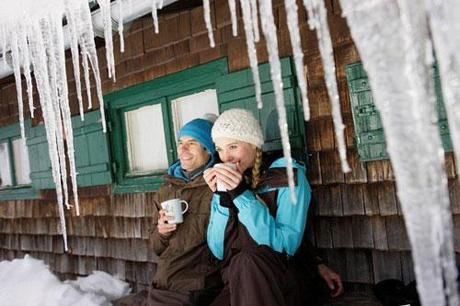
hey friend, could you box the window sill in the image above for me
[0,186,40,200]
[112,174,166,194]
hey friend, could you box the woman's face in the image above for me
[215,137,258,173]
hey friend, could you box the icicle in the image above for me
[118,0,125,53]
[97,0,116,81]
[203,0,216,47]
[240,0,262,109]
[65,0,85,120]
[18,27,35,119]
[303,0,350,172]
[228,0,238,36]
[51,8,80,216]
[258,0,296,202]
[81,48,93,110]
[249,0,260,42]
[78,0,107,132]
[340,0,459,305]
[41,16,71,211]
[151,0,159,34]
[283,0,309,116]
[28,20,68,252]
[425,0,460,192]
[9,31,26,140]
[1,27,7,65]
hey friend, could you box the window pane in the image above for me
[125,104,169,175]
[12,138,31,185]
[0,142,12,187]
[171,89,219,142]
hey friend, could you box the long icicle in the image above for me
[52,7,81,216]
[203,0,216,47]
[228,0,238,36]
[303,0,350,172]
[9,30,26,140]
[28,19,68,251]
[18,26,35,119]
[425,0,460,190]
[284,0,310,118]
[65,0,85,120]
[151,0,160,34]
[240,0,263,109]
[258,0,296,202]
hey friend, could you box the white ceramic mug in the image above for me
[214,163,237,192]
[160,199,189,224]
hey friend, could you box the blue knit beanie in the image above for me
[179,119,215,155]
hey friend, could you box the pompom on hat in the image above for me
[212,109,264,148]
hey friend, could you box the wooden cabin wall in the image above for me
[0,0,458,291]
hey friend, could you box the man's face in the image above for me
[177,136,210,172]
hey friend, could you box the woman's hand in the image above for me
[203,168,218,192]
[214,164,243,191]
[157,209,177,236]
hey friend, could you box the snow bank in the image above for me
[0,255,131,306]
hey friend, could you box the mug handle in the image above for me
[180,200,189,214]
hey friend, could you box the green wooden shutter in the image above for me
[28,123,54,189]
[72,110,112,187]
[345,62,452,161]
[28,110,112,189]
[216,57,306,159]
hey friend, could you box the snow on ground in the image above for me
[0,255,131,306]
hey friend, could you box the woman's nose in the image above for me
[220,151,231,162]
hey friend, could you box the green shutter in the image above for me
[28,110,112,189]
[216,57,306,160]
[345,62,452,161]
[72,110,112,187]
[28,123,54,189]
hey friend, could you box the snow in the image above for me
[0,255,130,306]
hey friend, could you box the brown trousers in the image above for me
[210,246,300,306]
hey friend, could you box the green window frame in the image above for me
[0,120,39,200]
[105,58,228,194]
[346,61,452,161]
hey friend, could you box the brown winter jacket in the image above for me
[149,173,215,294]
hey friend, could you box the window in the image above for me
[106,59,227,193]
[0,121,38,200]
[0,135,31,188]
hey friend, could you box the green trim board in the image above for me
[346,61,452,161]
[106,58,229,194]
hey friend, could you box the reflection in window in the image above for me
[0,142,12,187]
[171,89,219,142]
[125,104,169,175]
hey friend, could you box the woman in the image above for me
[203,108,313,306]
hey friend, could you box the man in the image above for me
[115,118,221,306]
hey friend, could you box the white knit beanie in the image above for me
[212,109,264,148]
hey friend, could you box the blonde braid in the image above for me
[251,148,263,189]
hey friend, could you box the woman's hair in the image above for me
[250,148,263,189]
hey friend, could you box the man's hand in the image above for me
[318,264,344,298]
[157,209,177,236]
